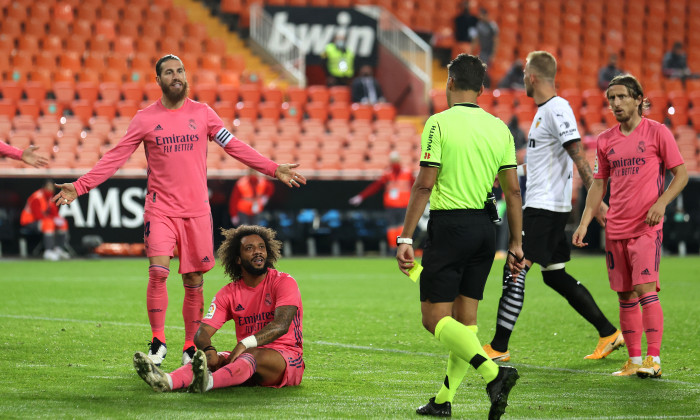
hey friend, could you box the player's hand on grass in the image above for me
[53,183,77,206]
[275,164,306,188]
[396,243,415,276]
[595,202,608,227]
[645,201,665,226]
[572,225,588,248]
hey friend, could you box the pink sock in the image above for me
[182,280,204,345]
[147,265,170,338]
[619,298,643,358]
[639,292,664,357]
[168,364,193,390]
[212,353,256,389]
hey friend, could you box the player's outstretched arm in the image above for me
[275,164,307,188]
[227,305,298,363]
[573,178,607,247]
[21,145,49,168]
[53,183,78,206]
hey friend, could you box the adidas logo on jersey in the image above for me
[608,148,616,155]
[201,256,210,263]
[155,124,163,131]
[641,268,651,275]
[235,304,245,311]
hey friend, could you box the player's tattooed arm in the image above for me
[565,141,595,189]
[252,305,298,346]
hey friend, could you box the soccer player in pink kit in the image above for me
[132,225,304,392]
[573,74,688,378]
[52,55,306,366]
[0,141,48,168]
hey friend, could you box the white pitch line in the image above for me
[4,314,700,389]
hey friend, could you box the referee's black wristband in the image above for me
[202,345,217,353]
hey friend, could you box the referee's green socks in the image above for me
[434,316,499,392]
[434,325,476,404]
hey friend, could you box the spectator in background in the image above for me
[662,41,699,81]
[454,1,478,43]
[598,53,624,90]
[351,65,385,104]
[229,169,275,227]
[349,151,414,253]
[0,141,48,168]
[20,180,71,261]
[321,34,355,87]
[474,8,499,66]
[497,59,525,90]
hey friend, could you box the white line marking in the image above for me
[4,314,700,390]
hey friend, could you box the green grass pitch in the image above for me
[1,254,699,419]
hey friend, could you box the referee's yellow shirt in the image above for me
[420,103,517,210]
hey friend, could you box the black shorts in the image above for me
[420,209,496,302]
[522,207,571,266]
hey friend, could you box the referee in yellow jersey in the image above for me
[396,54,525,420]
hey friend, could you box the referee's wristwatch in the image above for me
[396,236,413,246]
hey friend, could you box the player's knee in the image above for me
[148,265,169,282]
[541,265,566,288]
[182,272,203,287]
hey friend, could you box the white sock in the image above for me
[166,373,173,390]
[206,372,213,391]
[652,356,661,364]
[631,356,643,365]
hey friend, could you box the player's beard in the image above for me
[240,258,268,277]
[160,79,189,103]
[525,81,534,98]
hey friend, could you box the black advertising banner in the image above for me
[263,6,378,68]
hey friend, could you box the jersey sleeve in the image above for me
[273,274,302,309]
[420,115,441,168]
[0,141,22,160]
[202,286,233,330]
[657,124,685,169]
[498,130,517,172]
[549,104,581,146]
[594,134,610,179]
[206,104,225,138]
[215,127,279,178]
[73,115,147,196]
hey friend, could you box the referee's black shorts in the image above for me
[420,209,496,303]
[522,207,571,267]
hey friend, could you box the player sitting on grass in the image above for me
[133,225,304,392]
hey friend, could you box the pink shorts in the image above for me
[605,230,662,293]
[143,210,215,274]
[219,347,304,388]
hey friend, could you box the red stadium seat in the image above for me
[373,103,396,121]
[307,85,330,104]
[328,102,351,121]
[305,101,329,122]
[351,103,373,121]
[286,86,307,104]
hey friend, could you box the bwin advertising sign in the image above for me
[264,7,378,66]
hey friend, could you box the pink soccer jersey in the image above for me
[594,118,684,239]
[0,141,22,160]
[203,268,303,352]
[73,98,278,217]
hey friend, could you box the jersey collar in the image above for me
[453,102,480,108]
[536,96,557,107]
